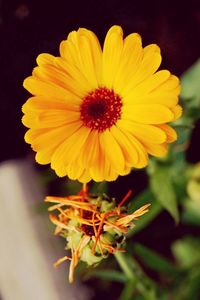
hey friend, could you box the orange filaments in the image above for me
[80,87,122,132]
[45,186,150,283]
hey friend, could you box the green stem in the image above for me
[114,252,135,280]
[115,252,157,300]
[115,252,137,300]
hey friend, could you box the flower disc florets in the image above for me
[45,186,150,283]
[80,87,122,131]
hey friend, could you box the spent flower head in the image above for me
[22,25,182,183]
[45,185,150,283]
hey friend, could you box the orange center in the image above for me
[80,87,122,132]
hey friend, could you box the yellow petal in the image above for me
[121,130,149,168]
[60,34,79,65]
[76,35,99,88]
[171,105,183,121]
[55,57,92,95]
[160,74,180,92]
[126,94,179,108]
[157,124,177,143]
[123,72,179,108]
[60,28,102,89]
[23,77,81,105]
[110,125,139,166]
[100,129,125,172]
[25,121,82,151]
[132,70,171,94]
[113,33,143,93]
[78,169,91,183]
[23,110,80,129]
[51,126,91,177]
[118,165,131,177]
[102,156,116,181]
[115,123,149,168]
[36,53,55,65]
[102,25,123,88]
[22,113,39,129]
[77,28,102,83]
[36,50,92,98]
[90,134,120,182]
[35,147,57,164]
[24,128,47,144]
[22,96,79,113]
[117,120,167,144]
[78,130,100,168]
[122,104,174,124]
[66,163,85,180]
[140,44,161,76]
[144,142,168,157]
[105,167,119,182]
[123,44,161,95]
[89,166,104,182]
[33,65,86,98]
[77,28,102,86]
[98,159,111,182]
[89,147,109,182]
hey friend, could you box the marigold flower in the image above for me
[22,25,182,182]
[45,185,150,283]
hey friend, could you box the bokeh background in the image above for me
[1,0,200,299]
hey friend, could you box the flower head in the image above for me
[22,25,182,182]
[45,185,150,283]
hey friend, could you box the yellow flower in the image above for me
[45,185,150,283]
[22,25,182,182]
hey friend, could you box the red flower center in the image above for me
[80,87,122,132]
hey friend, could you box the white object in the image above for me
[0,159,92,300]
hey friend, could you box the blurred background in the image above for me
[0,0,200,299]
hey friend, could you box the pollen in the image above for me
[80,87,122,132]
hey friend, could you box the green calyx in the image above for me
[62,194,126,267]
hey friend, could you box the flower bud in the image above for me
[45,186,150,283]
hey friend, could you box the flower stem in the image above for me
[114,252,135,280]
[115,252,157,300]
[82,183,87,193]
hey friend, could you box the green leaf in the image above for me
[115,252,158,300]
[119,279,137,300]
[181,59,200,101]
[186,269,200,300]
[172,237,200,268]
[180,59,200,125]
[149,165,179,222]
[127,189,162,237]
[89,269,127,283]
[182,197,200,226]
[173,267,200,300]
[134,243,180,275]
